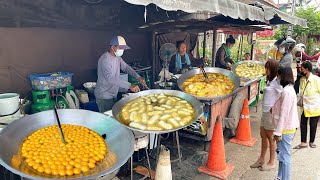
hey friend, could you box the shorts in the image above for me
[260,112,274,130]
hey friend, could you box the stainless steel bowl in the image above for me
[112,89,204,134]
[0,109,134,180]
[231,60,265,78]
[83,82,96,94]
[177,67,240,101]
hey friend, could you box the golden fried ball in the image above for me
[17,124,109,177]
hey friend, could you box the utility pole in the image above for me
[287,0,296,37]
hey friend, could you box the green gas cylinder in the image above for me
[31,100,55,114]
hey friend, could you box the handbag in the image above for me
[297,81,309,107]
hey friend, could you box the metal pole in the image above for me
[287,0,296,37]
[203,31,207,58]
[151,32,157,83]
[212,30,217,67]
[240,33,244,60]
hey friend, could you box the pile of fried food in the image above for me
[17,125,108,177]
[234,62,265,79]
[119,94,195,131]
[183,73,234,97]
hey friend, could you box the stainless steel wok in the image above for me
[177,67,240,101]
[231,60,265,78]
[112,89,204,134]
[0,109,134,180]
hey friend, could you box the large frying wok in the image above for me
[231,60,265,79]
[0,109,134,180]
[112,89,204,134]
[177,67,240,101]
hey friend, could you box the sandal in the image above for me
[293,145,308,149]
[259,164,275,171]
[250,160,264,168]
[309,143,317,148]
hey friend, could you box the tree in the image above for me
[274,7,320,53]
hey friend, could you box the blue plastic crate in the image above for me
[29,72,73,90]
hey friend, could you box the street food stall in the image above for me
[0,0,308,179]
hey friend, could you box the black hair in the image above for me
[278,66,294,87]
[176,41,186,48]
[301,61,313,72]
[245,53,250,56]
[274,38,285,46]
[226,35,235,44]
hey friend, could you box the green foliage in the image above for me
[306,38,320,54]
[274,7,320,38]
[230,37,252,62]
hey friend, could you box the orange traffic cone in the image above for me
[229,99,257,147]
[198,116,234,179]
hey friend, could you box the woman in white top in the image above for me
[251,59,283,171]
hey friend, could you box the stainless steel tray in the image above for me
[112,89,204,134]
[0,109,134,180]
[231,60,265,80]
[177,67,240,101]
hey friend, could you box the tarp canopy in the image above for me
[125,0,308,28]
[125,0,267,23]
[217,29,274,37]
[262,5,308,28]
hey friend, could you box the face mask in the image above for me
[115,49,124,57]
[279,47,286,54]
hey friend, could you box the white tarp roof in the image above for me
[125,0,267,23]
[125,0,308,27]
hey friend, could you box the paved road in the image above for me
[191,105,320,180]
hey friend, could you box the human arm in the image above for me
[169,55,177,74]
[101,58,132,90]
[119,59,145,89]
[120,59,140,79]
[299,78,306,96]
[273,91,294,136]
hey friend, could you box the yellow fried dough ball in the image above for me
[16,124,110,177]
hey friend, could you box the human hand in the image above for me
[129,84,140,93]
[137,77,147,87]
[273,135,282,143]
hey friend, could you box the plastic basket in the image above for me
[29,72,73,90]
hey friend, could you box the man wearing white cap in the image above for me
[94,36,146,112]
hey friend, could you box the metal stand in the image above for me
[153,131,182,165]
[131,133,153,180]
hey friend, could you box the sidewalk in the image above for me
[123,103,320,180]
[178,104,320,180]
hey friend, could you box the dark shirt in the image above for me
[169,53,204,74]
[215,46,231,69]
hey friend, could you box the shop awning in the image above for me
[262,5,308,28]
[124,0,267,23]
[217,29,274,37]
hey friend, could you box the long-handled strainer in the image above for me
[54,108,67,144]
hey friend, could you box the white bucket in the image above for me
[0,93,20,116]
